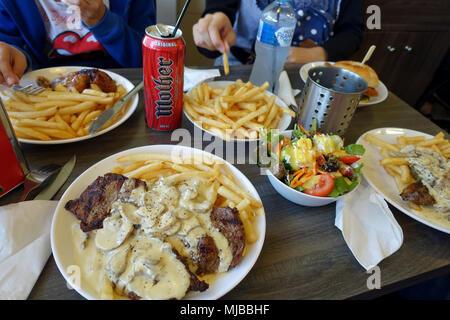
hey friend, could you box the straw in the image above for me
[171,0,192,37]
[361,45,376,65]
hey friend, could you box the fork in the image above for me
[11,84,46,95]
[19,163,61,201]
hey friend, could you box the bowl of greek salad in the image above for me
[259,124,365,206]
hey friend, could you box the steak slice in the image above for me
[195,235,220,275]
[65,173,130,232]
[172,249,209,294]
[210,207,246,269]
[400,181,436,206]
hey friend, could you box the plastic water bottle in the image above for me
[249,0,296,93]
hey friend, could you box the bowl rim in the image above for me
[264,129,361,201]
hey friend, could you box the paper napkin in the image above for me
[335,179,404,270]
[184,67,221,92]
[277,70,301,108]
[0,200,57,300]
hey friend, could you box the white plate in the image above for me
[299,61,388,106]
[51,144,266,300]
[184,80,292,142]
[16,66,138,144]
[356,128,450,233]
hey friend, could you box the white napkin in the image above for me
[184,67,221,92]
[335,179,404,270]
[0,200,57,300]
[277,70,301,107]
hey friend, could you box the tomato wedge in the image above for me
[338,155,361,164]
[274,137,291,158]
[304,173,335,197]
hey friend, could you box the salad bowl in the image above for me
[263,129,365,207]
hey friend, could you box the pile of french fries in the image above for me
[110,152,264,244]
[364,131,449,210]
[183,80,295,141]
[1,82,128,141]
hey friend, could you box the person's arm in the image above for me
[322,0,364,61]
[195,0,240,59]
[85,0,156,68]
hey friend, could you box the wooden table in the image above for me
[3,65,449,300]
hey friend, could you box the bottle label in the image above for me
[257,20,294,47]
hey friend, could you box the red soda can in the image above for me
[143,25,185,131]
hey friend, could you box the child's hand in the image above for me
[0,42,27,86]
[63,0,107,27]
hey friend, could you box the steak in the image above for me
[210,207,246,269]
[195,235,220,275]
[400,181,436,206]
[65,173,138,232]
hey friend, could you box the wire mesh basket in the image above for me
[297,66,368,135]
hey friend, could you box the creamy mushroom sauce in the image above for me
[72,176,233,300]
[399,145,450,214]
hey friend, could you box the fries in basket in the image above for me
[1,79,129,141]
[184,80,295,141]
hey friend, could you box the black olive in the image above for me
[322,159,339,172]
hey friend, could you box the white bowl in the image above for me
[265,130,360,207]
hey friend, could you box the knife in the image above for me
[88,80,144,134]
[34,155,76,200]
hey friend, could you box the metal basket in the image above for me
[297,66,368,135]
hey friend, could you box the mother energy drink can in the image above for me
[143,24,185,131]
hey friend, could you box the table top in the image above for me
[3,65,449,300]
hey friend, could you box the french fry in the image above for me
[380,157,409,166]
[416,136,444,147]
[364,133,400,152]
[199,116,230,129]
[117,153,184,164]
[35,127,75,139]
[217,186,242,204]
[13,126,51,141]
[45,92,114,104]
[234,105,268,128]
[222,52,230,75]
[7,107,58,119]
[240,210,258,243]
[17,119,66,130]
[82,88,109,97]
[124,162,163,178]
[404,136,426,144]
[58,101,96,115]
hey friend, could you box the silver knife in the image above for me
[34,155,76,200]
[88,80,144,134]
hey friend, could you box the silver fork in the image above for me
[11,84,46,95]
[19,163,61,201]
